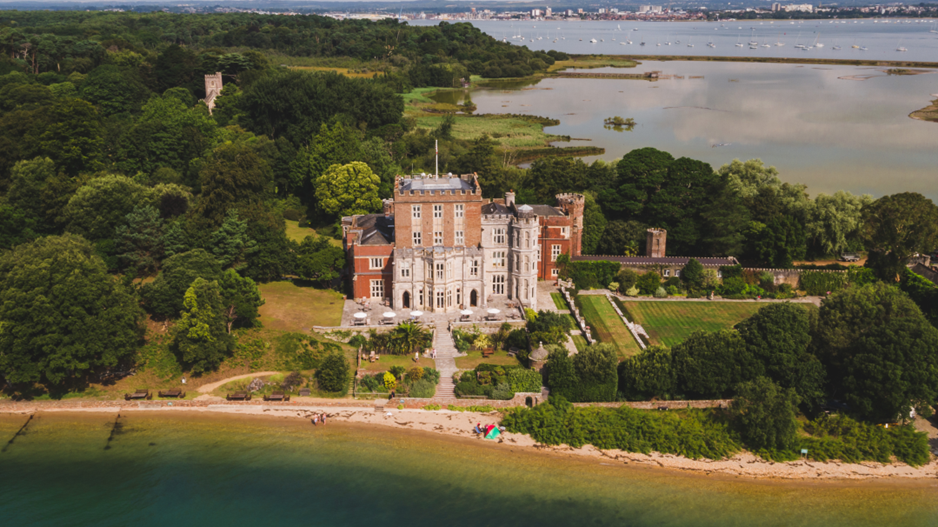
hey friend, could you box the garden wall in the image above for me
[391,392,546,409]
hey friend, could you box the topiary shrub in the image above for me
[625,285,639,297]
[654,286,668,298]
[383,371,397,391]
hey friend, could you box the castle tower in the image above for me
[646,228,666,258]
[556,193,585,257]
[511,204,540,310]
[203,72,223,114]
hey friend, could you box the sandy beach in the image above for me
[5,403,936,482]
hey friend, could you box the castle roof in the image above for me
[399,176,475,192]
[572,256,738,266]
[352,214,394,245]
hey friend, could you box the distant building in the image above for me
[203,72,222,114]
[531,8,542,17]
[771,2,781,11]
[343,174,585,311]
[782,3,814,13]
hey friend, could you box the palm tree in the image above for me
[387,322,431,355]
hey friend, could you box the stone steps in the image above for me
[433,327,459,398]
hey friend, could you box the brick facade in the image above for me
[343,174,585,311]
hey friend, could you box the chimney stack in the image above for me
[505,190,516,208]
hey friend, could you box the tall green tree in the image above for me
[617,345,675,400]
[0,235,143,386]
[861,193,938,282]
[315,349,351,393]
[672,329,762,399]
[735,303,824,408]
[804,191,872,258]
[79,64,149,116]
[580,192,606,255]
[295,235,345,285]
[142,249,223,318]
[813,282,938,421]
[209,209,257,270]
[193,142,273,227]
[732,377,800,451]
[314,161,382,219]
[114,205,165,276]
[171,277,233,374]
[217,269,264,333]
[288,122,361,197]
[64,174,153,241]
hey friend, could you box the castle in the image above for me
[342,173,584,313]
[203,72,222,114]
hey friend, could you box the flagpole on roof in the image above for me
[435,140,439,178]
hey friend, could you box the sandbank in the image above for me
[4,403,935,482]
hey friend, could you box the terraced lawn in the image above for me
[616,300,765,348]
[577,295,642,360]
[550,292,567,310]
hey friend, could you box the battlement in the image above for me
[203,72,223,114]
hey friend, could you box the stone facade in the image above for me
[343,174,585,312]
[203,72,222,114]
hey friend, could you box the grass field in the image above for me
[572,334,589,352]
[577,296,642,359]
[284,221,342,246]
[617,300,765,348]
[289,66,377,78]
[257,281,345,331]
[550,292,567,310]
[410,112,560,149]
[455,350,522,370]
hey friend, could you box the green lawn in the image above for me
[284,221,342,246]
[455,350,523,370]
[577,296,642,360]
[257,281,345,331]
[572,334,589,352]
[550,292,567,310]
[617,300,766,348]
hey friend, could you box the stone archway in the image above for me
[470,289,478,307]
[402,291,410,309]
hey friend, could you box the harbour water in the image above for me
[410,19,938,63]
[433,61,938,199]
[1,412,936,526]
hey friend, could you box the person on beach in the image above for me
[312,415,319,426]
[321,413,327,425]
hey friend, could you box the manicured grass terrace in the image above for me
[617,300,764,348]
[550,292,567,310]
[577,295,642,359]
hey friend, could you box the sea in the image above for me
[1,412,936,526]
[410,18,938,63]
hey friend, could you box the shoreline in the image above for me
[5,404,935,483]
[563,54,938,70]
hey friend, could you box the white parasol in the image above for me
[487,308,500,314]
[353,312,367,319]
[383,312,396,318]
[460,309,473,315]
[410,311,424,317]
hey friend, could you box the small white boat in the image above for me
[590,38,597,43]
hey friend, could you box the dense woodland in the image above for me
[0,10,937,430]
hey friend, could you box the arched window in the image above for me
[525,231,531,248]
[402,291,411,309]
[524,255,530,272]
[470,289,478,307]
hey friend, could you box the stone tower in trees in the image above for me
[646,228,667,258]
[203,72,223,114]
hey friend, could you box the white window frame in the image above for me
[369,258,383,269]
[455,230,464,245]
[446,261,453,279]
[434,231,443,246]
[433,204,443,219]
[370,279,384,298]
[435,263,445,280]
[675,270,681,277]
[494,228,506,245]
[561,227,569,238]
[492,274,506,295]
[455,204,464,218]
[551,244,562,262]
[413,231,422,246]
[401,264,410,278]
[412,205,421,219]
[551,268,559,277]
[663,269,671,278]
[470,260,479,277]
[493,251,506,268]
[436,290,445,308]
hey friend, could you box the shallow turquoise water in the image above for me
[1,412,936,526]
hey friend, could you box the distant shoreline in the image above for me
[565,54,938,70]
[4,404,935,482]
